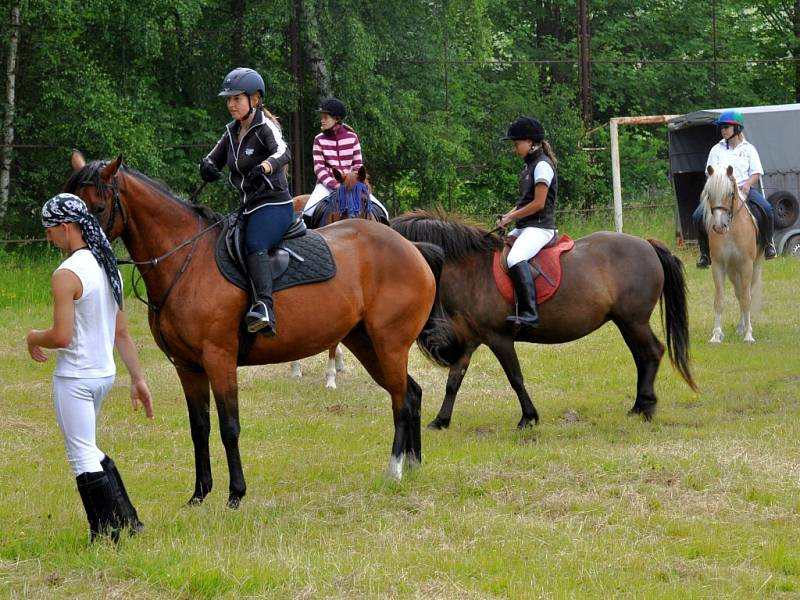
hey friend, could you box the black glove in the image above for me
[243,166,266,195]
[199,158,222,183]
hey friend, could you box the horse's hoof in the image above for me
[628,404,654,421]
[226,495,242,510]
[325,379,337,389]
[187,495,204,507]
[427,418,449,430]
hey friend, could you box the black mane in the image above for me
[65,160,222,223]
[390,208,502,260]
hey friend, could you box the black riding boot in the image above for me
[696,227,711,269]
[506,262,540,329]
[245,251,276,336]
[76,471,122,543]
[764,213,777,259]
[101,456,143,535]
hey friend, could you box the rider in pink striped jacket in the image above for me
[303,96,387,219]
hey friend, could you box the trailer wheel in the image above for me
[784,234,800,258]
[768,191,799,229]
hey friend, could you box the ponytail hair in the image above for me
[541,140,558,169]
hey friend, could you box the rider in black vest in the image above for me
[497,116,559,329]
[200,67,293,336]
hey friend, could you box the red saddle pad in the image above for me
[493,235,575,305]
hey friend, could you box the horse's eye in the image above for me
[93,203,106,214]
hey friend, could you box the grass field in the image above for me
[1,211,799,599]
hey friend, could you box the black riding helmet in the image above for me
[218,67,265,98]
[318,96,347,119]
[502,116,545,142]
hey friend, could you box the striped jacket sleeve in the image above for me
[313,134,338,190]
[260,119,291,173]
[350,132,363,172]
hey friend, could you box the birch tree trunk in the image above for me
[299,0,330,97]
[0,0,21,224]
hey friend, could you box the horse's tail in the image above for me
[649,239,699,392]
[412,241,463,367]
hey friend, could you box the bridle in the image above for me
[710,176,746,224]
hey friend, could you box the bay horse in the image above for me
[66,152,439,508]
[700,165,762,343]
[290,166,389,388]
[392,209,698,429]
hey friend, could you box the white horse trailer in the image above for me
[668,104,800,257]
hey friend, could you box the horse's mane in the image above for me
[700,166,756,232]
[65,160,222,223]
[390,208,503,260]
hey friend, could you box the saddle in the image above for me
[215,213,336,293]
[304,191,389,229]
[493,234,575,305]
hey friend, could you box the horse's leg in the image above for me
[710,262,726,343]
[335,344,345,372]
[204,358,246,508]
[325,346,338,389]
[616,319,665,421]
[290,360,302,379]
[734,263,755,343]
[176,368,213,504]
[428,350,474,430]
[487,339,539,428]
[342,327,416,481]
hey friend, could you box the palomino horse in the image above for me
[700,165,762,343]
[290,166,388,388]
[392,210,698,428]
[66,152,439,507]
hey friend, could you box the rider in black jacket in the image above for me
[200,67,293,336]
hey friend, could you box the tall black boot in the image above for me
[245,251,276,336]
[764,213,777,259]
[696,226,711,269]
[101,456,144,535]
[506,262,540,329]
[76,471,122,543]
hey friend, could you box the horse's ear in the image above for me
[333,168,344,184]
[101,155,124,180]
[71,149,86,171]
[726,165,734,178]
[706,165,714,176]
[357,165,367,182]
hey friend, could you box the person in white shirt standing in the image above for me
[693,110,777,268]
[26,193,153,543]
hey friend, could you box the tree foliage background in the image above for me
[1,0,799,237]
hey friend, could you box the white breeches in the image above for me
[506,227,556,267]
[303,183,389,219]
[53,375,115,475]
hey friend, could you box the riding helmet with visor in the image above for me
[502,116,545,142]
[218,67,265,98]
[714,110,744,136]
[317,96,347,119]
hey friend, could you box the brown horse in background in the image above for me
[392,210,697,429]
[290,166,388,388]
[700,165,762,343]
[66,152,440,508]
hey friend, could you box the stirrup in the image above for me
[245,302,275,336]
[765,243,777,259]
[505,313,540,329]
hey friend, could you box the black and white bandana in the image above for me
[41,193,123,309]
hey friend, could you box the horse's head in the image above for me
[331,166,373,220]
[702,164,740,235]
[65,150,128,240]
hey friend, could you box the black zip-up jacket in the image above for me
[515,148,557,229]
[205,110,292,213]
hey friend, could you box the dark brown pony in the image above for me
[66,152,439,508]
[290,166,388,387]
[392,209,698,429]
